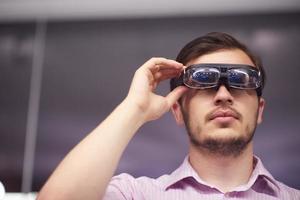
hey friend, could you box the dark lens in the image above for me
[228,68,260,89]
[184,67,219,88]
[228,70,247,84]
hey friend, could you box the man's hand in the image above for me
[126,57,188,122]
[37,57,188,200]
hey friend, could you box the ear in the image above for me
[171,101,185,125]
[257,97,265,124]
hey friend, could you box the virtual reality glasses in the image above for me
[176,63,263,96]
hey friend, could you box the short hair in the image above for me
[170,32,265,96]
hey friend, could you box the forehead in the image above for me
[187,49,256,68]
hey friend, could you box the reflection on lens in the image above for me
[183,64,261,90]
[192,68,219,84]
[229,69,249,84]
[228,68,260,88]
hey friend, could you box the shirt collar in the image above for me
[163,155,280,195]
[248,156,280,195]
[162,156,203,190]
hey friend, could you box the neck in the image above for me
[189,141,254,193]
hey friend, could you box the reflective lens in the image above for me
[184,67,220,88]
[183,64,262,90]
[228,68,260,89]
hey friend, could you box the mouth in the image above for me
[208,109,240,123]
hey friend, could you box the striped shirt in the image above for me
[103,156,300,199]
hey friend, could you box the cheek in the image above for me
[184,99,211,133]
[239,98,260,125]
[187,97,211,119]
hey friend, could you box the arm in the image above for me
[37,57,188,200]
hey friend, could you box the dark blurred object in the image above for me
[0,23,35,191]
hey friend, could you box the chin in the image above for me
[187,122,255,156]
[198,132,250,157]
[208,128,240,138]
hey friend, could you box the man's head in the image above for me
[170,32,265,157]
[171,32,265,95]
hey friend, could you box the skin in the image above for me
[37,58,188,200]
[172,49,265,192]
[37,49,265,199]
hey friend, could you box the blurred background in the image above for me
[0,0,300,193]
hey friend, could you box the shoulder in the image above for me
[254,156,300,199]
[276,181,300,199]
[109,173,169,189]
[103,173,168,199]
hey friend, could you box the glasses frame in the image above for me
[183,63,262,90]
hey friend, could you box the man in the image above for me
[38,32,300,199]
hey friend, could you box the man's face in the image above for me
[172,49,265,156]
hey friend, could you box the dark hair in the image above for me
[170,32,265,96]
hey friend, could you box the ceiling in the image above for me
[0,0,300,22]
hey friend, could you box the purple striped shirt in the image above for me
[103,156,300,199]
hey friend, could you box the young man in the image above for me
[38,32,300,199]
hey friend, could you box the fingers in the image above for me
[131,57,186,94]
[143,57,184,72]
[165,86,188,107]
[153,68,182,82]
[138,57,184,85]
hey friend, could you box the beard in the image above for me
[182,107,258,157]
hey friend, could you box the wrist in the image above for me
[117,97,148,128]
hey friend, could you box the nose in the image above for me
[213,85,234,106]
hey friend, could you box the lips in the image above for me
[208,109,239,121]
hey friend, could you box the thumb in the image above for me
[165,86,188,108]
